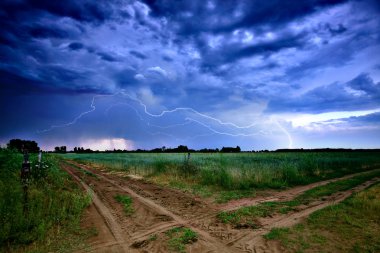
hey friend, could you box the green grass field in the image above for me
[0,150,92,252]
[63,152,380,195]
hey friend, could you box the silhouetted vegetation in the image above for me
[7,139,40,153]
[57,144,380,154]
[54,146,66,153]
[221,146,241,152]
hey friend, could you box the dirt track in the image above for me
[62,161,380,253]
[220,168,380,211]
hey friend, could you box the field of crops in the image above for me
[63,152,380,192]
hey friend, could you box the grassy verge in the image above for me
[218,169,380,227]
[166,227,198,253]
[114,194,134,216]
[0,150,92,252]
[264,182,380,252]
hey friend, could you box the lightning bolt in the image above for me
[37,95,100,133]
[118,91,258,129]
[272,118,293,149]
[38,90,294,148]
[185,118,267,137]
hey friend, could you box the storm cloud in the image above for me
[0,0,379,150]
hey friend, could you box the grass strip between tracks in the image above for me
[218,169,380,227]
[264,182,380,253]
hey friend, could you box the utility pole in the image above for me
[21,148,31,214]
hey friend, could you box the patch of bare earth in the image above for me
[62,162,235,253]
[64,161,380,253]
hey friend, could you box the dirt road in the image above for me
[62,161,380,253]
[62,162,235,253]
[219,168,380,211]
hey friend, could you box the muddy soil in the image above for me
[63,161,380,253]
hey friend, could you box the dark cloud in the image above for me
[236,33,303,60]
[68,42,85,50]
[113,68,140,88]
[334,112,380,126]
[199,31,307,74]
[325,23,347,36]
[96,52,119,62]
[28,24,70,39]
[304,112,380,140]
[143,0,347,35]
[267,73,380,113]
[374,64,380,70]
[0,65,108,96]
[24,0,112,23]
[129,50,148,59]
[0,0,379,149]
[162,55,173,62]
[348,73,380,96]
[352,112,380,124]
[0,69,43,95]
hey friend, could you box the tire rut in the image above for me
[64,161,239,253]
[226,177,380,252]
[62,164,129,252]
[220,168,380,211]
[65,161,380,253]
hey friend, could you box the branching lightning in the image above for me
[38,95,100,133]
[119,91,258,129]
[185,118,267,137]
[38,91,294,148]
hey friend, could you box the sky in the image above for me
[0,0,380,151]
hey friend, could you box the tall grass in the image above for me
[0,150,90,251]
[62,152,380,190]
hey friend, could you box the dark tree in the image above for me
[176,145,189,152]
[54,146,67,153]
[221,146,241,153]
[7,139,40,153]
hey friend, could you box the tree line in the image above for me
[60,145,242,153]
[3,139,380,153]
